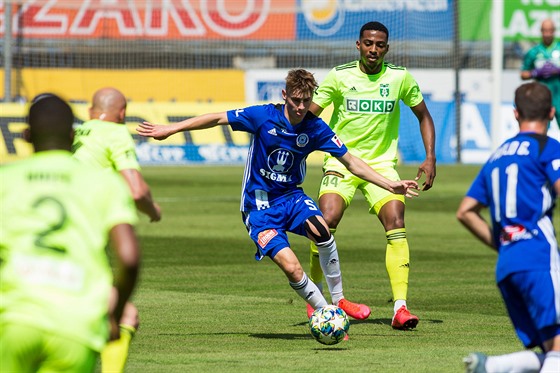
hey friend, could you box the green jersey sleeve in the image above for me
[313,65,342,110]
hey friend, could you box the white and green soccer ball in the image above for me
[309,305,349,345]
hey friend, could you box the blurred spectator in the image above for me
[520,18,560,127]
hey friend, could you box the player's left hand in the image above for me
[416,159,436,191]
[540,62,559,79]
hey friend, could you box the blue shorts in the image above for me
[498,270,560,350]
[242,193,322,260]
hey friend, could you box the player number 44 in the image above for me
[322,175,339,188]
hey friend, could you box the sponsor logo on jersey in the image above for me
[331,135,344,148]
[258,229,278,248]
[500,224,533,245]
[259,169,293,182]
[267,149,293,173]
[346,98,396,113]
[296,134,309,147]
[268,128,277,136]
[261,148,294,183]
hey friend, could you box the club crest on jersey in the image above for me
[296,134,309,147]
[380,84,389,97]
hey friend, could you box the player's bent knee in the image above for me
[321,212,341,229]
[305,216,331,244]
[285,264,304,283]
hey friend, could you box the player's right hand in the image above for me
[150,203,162,222]
[137,121,173,140]
[390,180,419,199]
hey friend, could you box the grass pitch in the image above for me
[117,164,556,373]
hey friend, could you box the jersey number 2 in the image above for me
[32,196,68,253]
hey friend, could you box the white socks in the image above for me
[289,272,327,309]
[541,351,560,372]
[485,350,544,372]
[394,299,407,314]
[316,236,343,304]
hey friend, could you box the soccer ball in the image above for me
[309,305,349,345]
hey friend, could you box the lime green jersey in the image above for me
[314,61,424,168]
[72,119,140,172]
[0,151,138,351]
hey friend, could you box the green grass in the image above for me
[115,164,555,373]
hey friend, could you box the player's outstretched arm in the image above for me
[137,112,229,140]
[456,196,496,250]
[337,152,419,198]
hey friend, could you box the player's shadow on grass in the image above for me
[250,333,349,350]
[293,318,443,328]
[250,333,309,340]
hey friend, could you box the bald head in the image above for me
[541,19,556,46]
[89,87,127,123]
[27,93,74,152]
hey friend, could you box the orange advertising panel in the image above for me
[1,0,296,40]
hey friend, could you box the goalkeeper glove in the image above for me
[531,62,560,79]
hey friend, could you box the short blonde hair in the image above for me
[285,69,318,97]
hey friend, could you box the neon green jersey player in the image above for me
[73,87,161,373]
[0,94,140,372]
[308,21,436,330]
[73,87,161,223]
[73,118,139,171]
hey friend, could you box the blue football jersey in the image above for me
[466,132,560,281]
[226,103,348,212]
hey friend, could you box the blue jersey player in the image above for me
[457,82,560,373]
[137,69,419,322]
